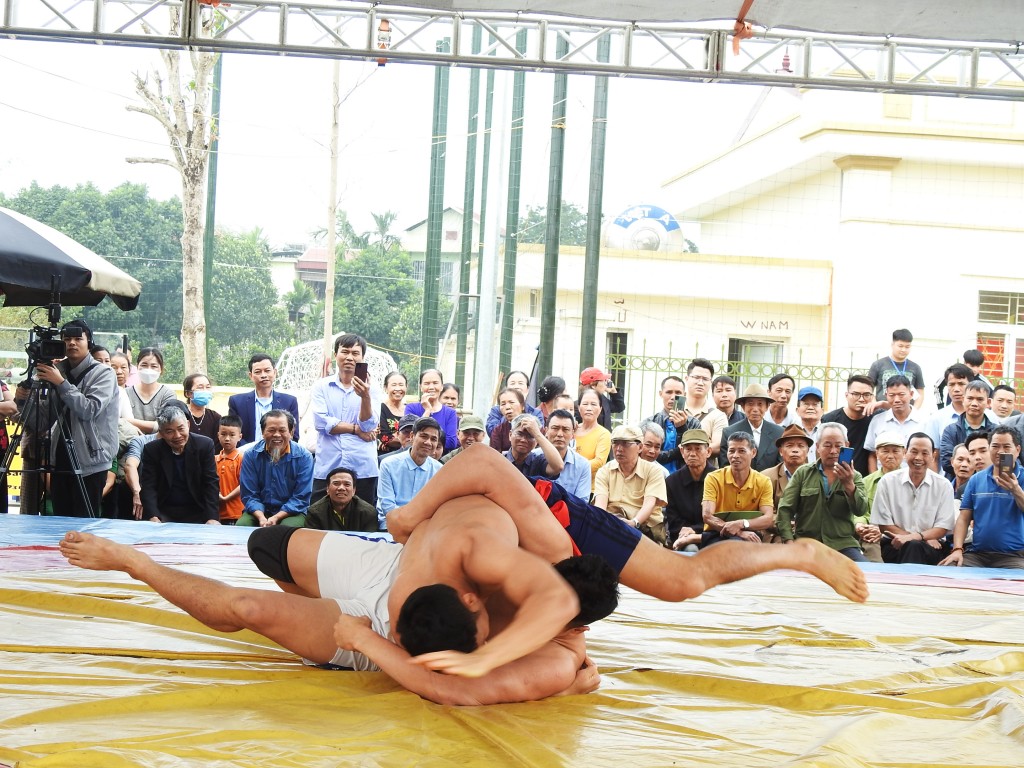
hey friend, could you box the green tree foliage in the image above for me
[517,200,589,246]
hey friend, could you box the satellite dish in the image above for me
[604,205,684,252]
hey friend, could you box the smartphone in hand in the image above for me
[999,452,1015,475]
[839,447,855,466]
[354,362,369,382]
[674,395,686,412]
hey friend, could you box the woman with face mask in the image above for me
[126,347,177,434]
[183,373,222,441]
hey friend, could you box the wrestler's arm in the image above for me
[338,614,586,705]
[387,444,571,563]
[413,530,580,678]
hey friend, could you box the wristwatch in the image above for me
[742,519,750,530]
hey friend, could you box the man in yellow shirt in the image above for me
[701,431,774,547]
[594,425,668,545]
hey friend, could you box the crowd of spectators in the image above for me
[3,322,1023,571]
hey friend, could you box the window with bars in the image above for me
[978,291,1024,325]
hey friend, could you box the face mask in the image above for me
[138,369,160,385]
[191,390,213,407]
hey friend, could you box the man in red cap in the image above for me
[579,366,624,430]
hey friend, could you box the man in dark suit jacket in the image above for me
[228,353,300,444]
[140,406,220,524]
[719,383,784,472]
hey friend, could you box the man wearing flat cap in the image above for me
[719,383,784,471]
[594,424,667,544]
[664,429,715,551]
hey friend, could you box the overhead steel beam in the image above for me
[4,0,1024,99]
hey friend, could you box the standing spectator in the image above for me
[794,386,824,462]
[404,369,458,453]
[719,384,783,471]
[0,380,15,514]
[139,406,220,525]
[535,375,567,424]
[871,433,955,565]
[990,384,1019,422]
[939,381,996,476]
[238,410,313,527]
[867,329,926,409]
[765,373,796,427]
[33,319,119,518]
[227,354,300,445]
[682,359,727,461]
[647,375,701,474]
[712,375,745,426]
[777,423,875,561]
[664,429,714,552]
[489,387,524,453]
[376,416,443,527]
[182,373,221,442]
[924,364,973,448]
[962,349,992,391]
[377,371,407,458]
[821,375,875,476]
[575,387,611,487]
[216,414,244,524]
[439,383,461,409]
[579,366,624,430]
[310,334,380,506]
[864,376,927,472]
[125,348,176,434]
[306,467,379,532]
[594,425,667,544]
[940,426,1024,569]
[485,370,543,433]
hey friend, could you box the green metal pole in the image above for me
[476,55,495,299]
[455,27,482,392]
[419,38,451,370]
[537,34,569,383]
[579,34,610,372]
[498,29,528,376]
[201,52,223,366]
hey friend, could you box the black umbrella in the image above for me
[0,207,142,311]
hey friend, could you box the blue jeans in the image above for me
[838,546,867,562]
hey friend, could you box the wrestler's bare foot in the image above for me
[59,531,144,574]
[792,538,869,603]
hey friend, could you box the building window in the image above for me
[445,230,459,241]
[440,261,456,295]
[978,291,1024,325]
[412,260,425,283]
[529,289,540,318]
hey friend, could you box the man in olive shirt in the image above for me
[777,423,872,562]
[305,467,379,532]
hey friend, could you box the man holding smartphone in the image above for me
[310,333,381,506]
[940,426,1024,569]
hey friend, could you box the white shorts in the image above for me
[314,533,404,671]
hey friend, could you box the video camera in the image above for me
[25,325,66,367]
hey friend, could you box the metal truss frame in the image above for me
[4,0,1024,99]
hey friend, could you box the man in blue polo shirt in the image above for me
[940,425,1024,569]
[376,417,443,529]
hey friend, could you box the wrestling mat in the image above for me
[1,515,1023,768]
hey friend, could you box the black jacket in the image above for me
[140,434,219,523]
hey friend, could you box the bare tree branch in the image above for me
[125,157,179,169]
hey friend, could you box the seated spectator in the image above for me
[711,375,745,426]
[575,387,612,486]
[761,423,813,516]
[377,371,408,458]
[503,414,561,477]
[939,380,996,476]
[950,443,974,500]
[536,375,567,425]
[664,429,714,551]
[404,369,458,453]
[139,406,220,525]
[489,387,525,452]
[871,433,955,565]
[941,426,1024,569]
[441,414,488,464]
[700,432,774,547]
[520,409,588,498]
[647,375,701,473]
[720,384,783,471]
[990,384,1019,423]
[306,467,379,532]
[579,366,624,430]
[376,416,443,527]
[637,420,669,477]
[439,383,461,410]
[777,423,875,562]
[593,425,667,544]
[924,364,973,447]
[862,431,906,509]
[182,372,221,442]
[238,410,313,528]
[484,370,543,433]
[390,413,418,455]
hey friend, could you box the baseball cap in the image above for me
[874,431,905,449]
[580,366,611,386]
[797,386,823,402]
[610,425,643,443]
[679,428,710,446]
[458,414,485,433]
[398,414,418,431]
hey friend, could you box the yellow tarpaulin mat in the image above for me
[1,548,1023,767]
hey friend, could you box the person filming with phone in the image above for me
[31,319,119,518]
[310,333,381,506]
[940,426,1024,569]
[777,422,876,562]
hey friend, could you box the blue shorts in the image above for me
[529,477,643,575]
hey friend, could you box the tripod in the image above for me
[1,368,97,518]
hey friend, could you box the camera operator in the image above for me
[33,319,119,517]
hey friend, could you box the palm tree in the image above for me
[283,278,316,329]
[363,210,402,257]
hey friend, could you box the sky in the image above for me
[0,37,767,246]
